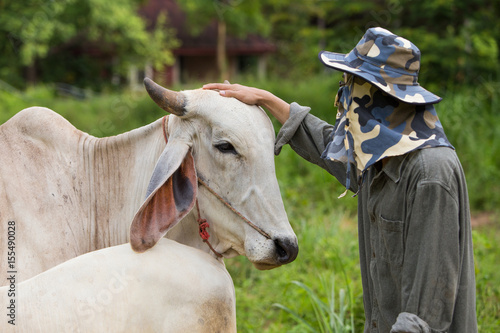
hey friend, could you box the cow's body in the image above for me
[0,238,236,332]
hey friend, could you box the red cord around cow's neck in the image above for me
[196,201,223,258]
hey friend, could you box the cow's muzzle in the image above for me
[274,237,299,264]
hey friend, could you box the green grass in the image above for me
[226,211,363,332]
[272,277,354,333]
[227,213,500,332]
[1,76,499,331]
[473,223,500,332]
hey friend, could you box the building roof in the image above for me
[139,0,276,56]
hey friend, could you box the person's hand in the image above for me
[203,83,290,124]
[202,83,265,106]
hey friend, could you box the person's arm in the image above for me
[203,83,290,124]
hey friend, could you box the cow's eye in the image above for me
[215,142,237,155]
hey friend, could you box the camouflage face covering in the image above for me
[321,75,453,197]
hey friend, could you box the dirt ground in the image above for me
[471,212,498,228]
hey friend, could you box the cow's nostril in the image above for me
[274,238,299,264]
[275,241,287,258]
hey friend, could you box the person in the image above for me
[204,27,477,333]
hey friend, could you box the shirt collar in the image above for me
[381,154,408,183]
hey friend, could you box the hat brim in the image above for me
[319,51,442,105]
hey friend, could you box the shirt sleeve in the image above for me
[390,312,431,333]
[275,102,356,191]
[396,180,461,332]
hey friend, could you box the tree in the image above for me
[0,0,179,89]
[264,0,499,87]
[179,0,270,81]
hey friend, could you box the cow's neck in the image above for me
[81,118,165,249]
[82,117,216,257]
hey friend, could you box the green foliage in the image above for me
[264,0,377,79]
[179,0,270,37]
[3,0,499,90]
[0,0,178,90]
[437,80,500,212]
[264,0,500,86]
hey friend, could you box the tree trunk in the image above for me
[217,19,228,82]
[26,61,37,86]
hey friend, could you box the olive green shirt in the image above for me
[275,103,477,333]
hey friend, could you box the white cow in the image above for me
[0,78,298,284]
[1,238,236,332]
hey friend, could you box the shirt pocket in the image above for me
[377,216,404,266]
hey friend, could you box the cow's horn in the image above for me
[143,77,186,116]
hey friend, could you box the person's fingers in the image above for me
[203,83,260,105]
[202,83,217,89]
[203,83,231,90]
[219,89,239,99]
[204,83,242,99]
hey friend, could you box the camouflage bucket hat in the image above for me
[319,27,442,105]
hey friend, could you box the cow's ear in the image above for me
[130,141,197,252]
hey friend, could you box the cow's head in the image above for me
[130,78,298,270]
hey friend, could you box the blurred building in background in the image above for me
[134,0,276,88]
